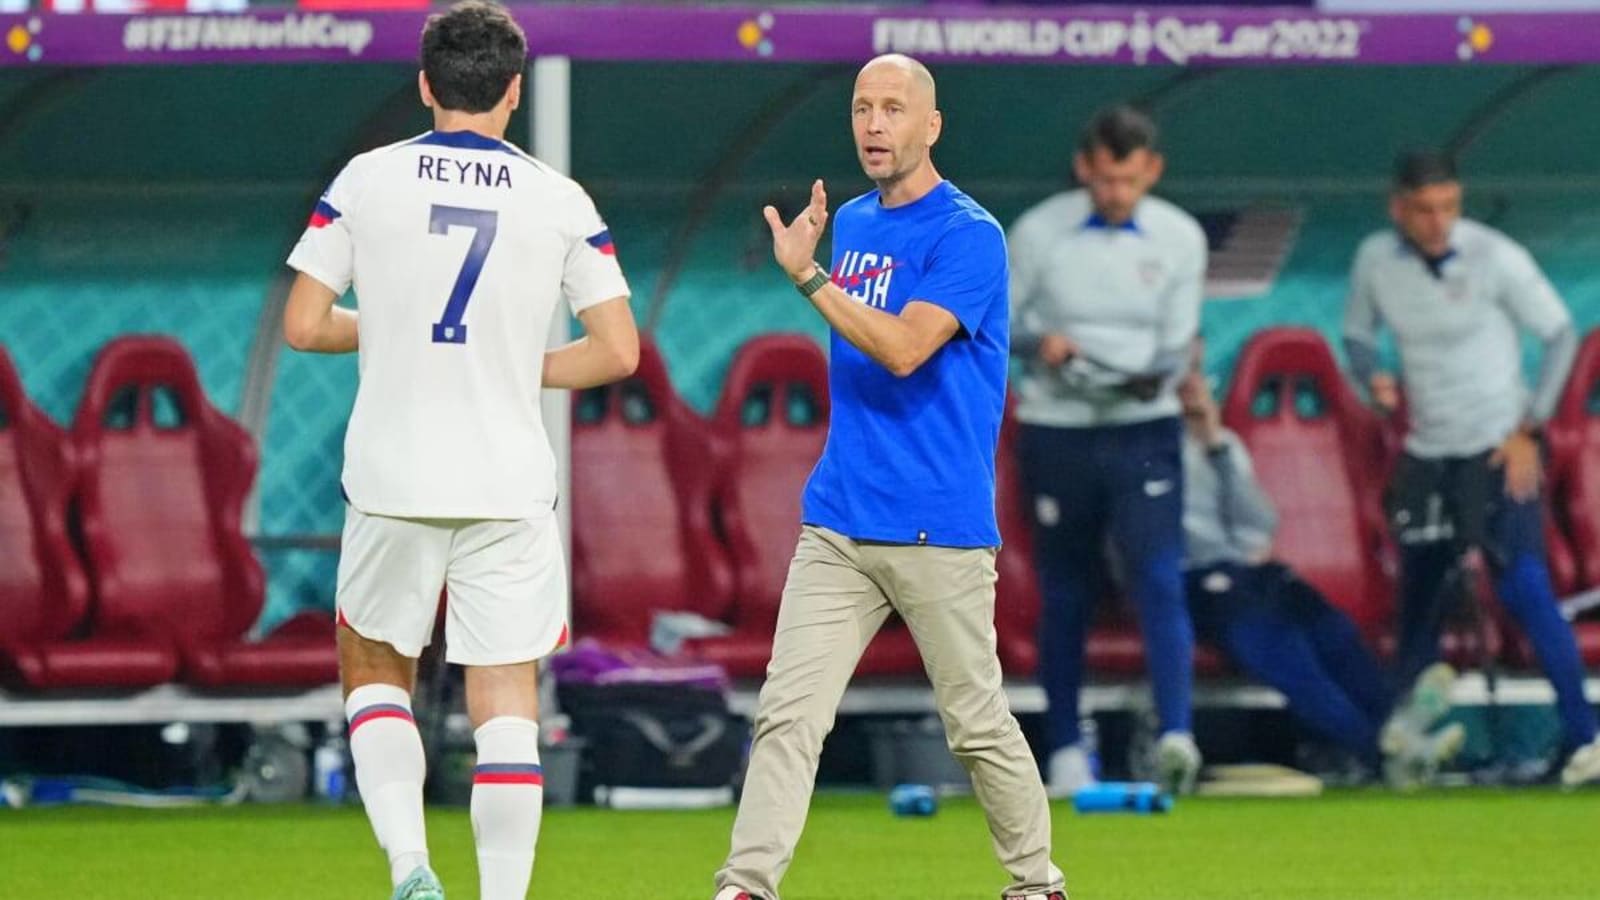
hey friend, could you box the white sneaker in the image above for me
[1155,732,1202,796]
[712,888,763,900]
[1046,746,1097,798]
[1561,737,1600,788]
[1381,663,1457,757]
[1383,722,1466,791]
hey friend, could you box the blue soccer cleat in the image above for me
[392,865,445,900]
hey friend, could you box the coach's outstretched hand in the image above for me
[764,179,829,282]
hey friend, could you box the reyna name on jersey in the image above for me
[417,153,514,189]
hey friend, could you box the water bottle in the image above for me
[1072,781,1172,815]
[313,735,347,804]
[1080,716,1102,782]
[888,783,938,817]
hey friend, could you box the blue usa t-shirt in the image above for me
[801,180,1009,548]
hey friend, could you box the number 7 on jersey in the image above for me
[429,204,498,344]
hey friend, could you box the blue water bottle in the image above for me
[313,735,348,804]
[888,783,938,817]
[1072,781,1172,815]
[1080,716,1102,782]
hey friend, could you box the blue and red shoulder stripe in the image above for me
[585,228,616,256]
[308,199,342,229]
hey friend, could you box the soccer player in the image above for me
[711,55,1066,900]
[1343,150,1600,788]
[1177,344,1464,787]
[1007,105,1206,796]
[282,3,639,898]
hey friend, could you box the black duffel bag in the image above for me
[557,682,747,792]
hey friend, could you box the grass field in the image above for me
[4,789,1596,899]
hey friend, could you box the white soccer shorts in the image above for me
[334,505,569,665]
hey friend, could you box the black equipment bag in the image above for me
[557,682,746,791]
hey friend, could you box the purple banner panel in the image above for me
[3,4,1599,69]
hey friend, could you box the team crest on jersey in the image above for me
[1137,258,1165,287]
[832,251,901,309]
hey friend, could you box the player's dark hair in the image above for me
[1078,105,1159,160]
[420,1,527,114]
[1393,151,1459,192]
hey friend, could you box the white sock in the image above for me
[345,683,429,887]
[471,716,544,900]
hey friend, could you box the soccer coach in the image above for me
[710,54,1066,900]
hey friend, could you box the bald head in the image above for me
[856,53,936,108]
[850,53,943,196]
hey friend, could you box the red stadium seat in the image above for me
[1223,329,1515,669]
[0,346,180,689]
[994,401,1042,676]
[569,338,732,645]
[1082,624,1235,676]
[1531,328,1600,664]
[1545,514,1580,598]
[1221,328,1396,635]
[685,335,922,677]
[72,336,336,687]
[1548,329,1600,590]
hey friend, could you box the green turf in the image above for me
[2,789,1595,899]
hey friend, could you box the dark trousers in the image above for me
[1189,561,1392,766]
[1388,452,1597,748]
[1018,417,1193,751]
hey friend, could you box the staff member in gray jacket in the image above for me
[1343,150,1600,787]
[1009,105,1206,796]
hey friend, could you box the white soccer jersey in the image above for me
[287,130,630,519]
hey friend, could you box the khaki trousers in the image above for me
[714,526,1065,899]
